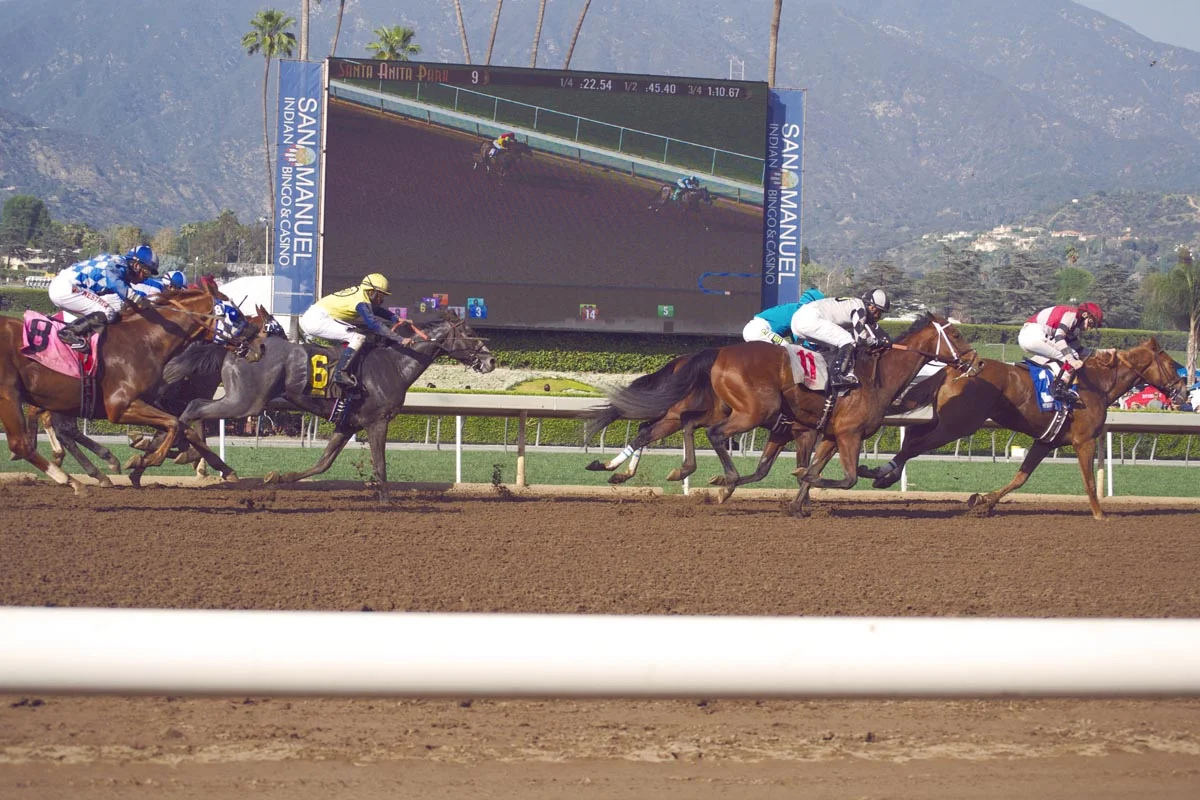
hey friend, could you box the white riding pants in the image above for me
[300,305,366,349]
[790,306,853,349]
[48,272,119,322]
[742,318,785,345]
[1018,323,1079,370]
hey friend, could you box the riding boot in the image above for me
[828,344,859,388]
[57,312,108,352]
[1051,371,1078,403]
[331,344,361,388]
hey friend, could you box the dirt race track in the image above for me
[2,480,1200,799]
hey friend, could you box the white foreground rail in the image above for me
[3,607,1200,698]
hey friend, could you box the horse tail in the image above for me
[583,349,720,441]
[162,342,227,385]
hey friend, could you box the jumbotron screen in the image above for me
[320,58,767,334]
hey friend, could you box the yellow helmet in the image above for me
[360,273,390,295]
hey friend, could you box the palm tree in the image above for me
[486,0,503,65]
[453,0,471,63]
[530,0,546,67]
[1146,246,1200,385]
[299,0,310,61]
[366,25,422,61]
[768,0,782,87]
[563,0,591,69]
[329,0,347,56]
[242,10,296,235]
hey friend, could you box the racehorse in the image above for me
[648,185,712,215]
[472,138,534,181]
[34,304,277,486]
[858,338,1187,520]
[587,314,974,513]
[162,311,495,499]
[583,352,819,489]
[0,287,258,493]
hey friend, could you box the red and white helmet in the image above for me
[1077,301,1103,327]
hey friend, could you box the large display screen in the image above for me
[320,59,767,334]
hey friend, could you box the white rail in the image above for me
[3,607,1199,698]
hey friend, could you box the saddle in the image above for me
[20,311,100,378]
[1019,360,1072,442]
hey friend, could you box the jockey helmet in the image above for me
[126,245,159,274]
[165,270,187,289]
[862,288,890,312]
[502,132,515,140]
[1078,301,1103,327]
[360,273,391,295]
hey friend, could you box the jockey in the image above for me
[50,244,159,351]
[672,175,702,201]
[790,289,892,388]
[488,131,517,160]
[100,269,187,315]
[1018,301,1103,401]
[742,287,825,345]
[298,272,407,387]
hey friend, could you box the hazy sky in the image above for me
[1075,0,1200,53]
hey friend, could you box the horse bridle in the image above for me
[888,320,980,375]
[413,316,491,372]
[1116,346,1188,407]
[160,295,261,357]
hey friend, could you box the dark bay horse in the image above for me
[472,138,533,180]
[0,288,256,493]
[163,311,495,498]
[859,338,1187,519]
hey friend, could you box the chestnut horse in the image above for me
[859,338,1188,519]
[0,288,256,493]
[583,352,818,487]
[586,314,974,512]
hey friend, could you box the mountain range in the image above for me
[0,0,1198,266]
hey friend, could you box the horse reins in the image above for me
[1116,349,1187,406]
[887,321,980,374]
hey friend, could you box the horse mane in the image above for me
[897,312,935,339]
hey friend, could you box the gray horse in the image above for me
[159,311,495,497]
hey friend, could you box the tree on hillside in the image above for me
[1089,263,1141,330]
[1144,246,1200,386]
[990,253,1057,323]
[1,195,52,247]
[918,247,987,321]
[563,0,591,69]
[242,9,297,248]
[847,260,914,310]
[366,25,422,61]
[1054,266,1093,305]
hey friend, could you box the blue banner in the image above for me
[761,89,804,310]
[273,60,324,315]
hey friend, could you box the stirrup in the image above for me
[59,333,88,352]
[333,372,358,389]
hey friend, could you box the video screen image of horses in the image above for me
[321,59,767,335]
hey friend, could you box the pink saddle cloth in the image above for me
[20,311,99,377]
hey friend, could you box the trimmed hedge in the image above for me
[0,286,56,316]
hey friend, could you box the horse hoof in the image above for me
[791,466,809,480]
[584,460,609,471]
[222,471,239,484]
[665,469,683,482]
[966,493,983,508]
[70,481,88,497]
[95,474,114,489]
[608,473,631,485]
[873,473,900,490]
[263,471,279,485]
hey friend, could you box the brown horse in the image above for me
[0,287,256,493]
[584,353,819,487]
[586,314,974,512]
[32,303,276,486]
[859,338,1188,519]
[471,138,533,180]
